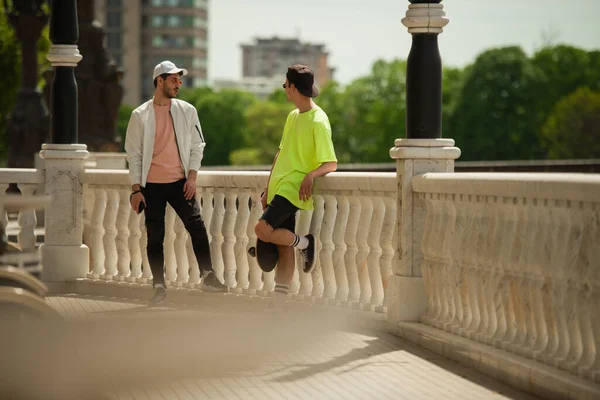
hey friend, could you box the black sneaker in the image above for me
[299,234,316,273]
[150,286,166,306]
[201,271,228,292]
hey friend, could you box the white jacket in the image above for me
[125,98,206,187]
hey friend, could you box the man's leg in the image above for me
[272,244,295,308]
[255,195,316,273]
[168,179,227,292]
[143,183,168,305]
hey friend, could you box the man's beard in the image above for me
[163,87,177,99]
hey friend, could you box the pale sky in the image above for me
[208,0,600,85]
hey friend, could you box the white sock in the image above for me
[155,284,165,290]
[273,283,289,306]
[291,235,309,250]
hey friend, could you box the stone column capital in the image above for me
[47,45,83,67]
[402,3,449,34]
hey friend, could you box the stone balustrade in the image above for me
[82,169,397,312]
[0,169,44,253]
[412,172,600,383]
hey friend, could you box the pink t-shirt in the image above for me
[146,102,185,183]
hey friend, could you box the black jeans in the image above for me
[142,178,212,286]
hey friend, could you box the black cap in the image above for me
[286,64,319,98]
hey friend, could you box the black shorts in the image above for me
[260,194,298,233]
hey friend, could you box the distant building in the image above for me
[241,37,335,88]
[212,77,283,100]
[95,0,209,106]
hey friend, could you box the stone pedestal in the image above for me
[39,144,90,285]
[387,138,460,323]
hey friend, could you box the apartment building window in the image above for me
[107,0,122,7]
[152,36,164,47]
[192,57,205,68]
[107,12,121,28]
[151,15,163,27]
[107,33,122,48]
[167,15,180,27]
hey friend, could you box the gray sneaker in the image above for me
[150,286,167,306]
[201,271,228,292]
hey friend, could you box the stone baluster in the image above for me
[89,189,106,278]
[295,209,314,298]
[222,191,238,288]
[139,213,152,283]
[367,196,385,307]
[497,202,519,349]
[561,210,586,372]
[420,195,437,326]
[344,196,362,304]
[320,195,338,301]
[459,199,479,336]
[186,236,200,286]
[16,184,37,252]
[380,196,396,311]
[234,192,251,292]
[480,199,501,343]
[199,190,213,238]
[309,195,325,299]
[209,191,226,282]
[164,205,177,283]
[518,202,542,357]
[332,194,350,304]
[0,184,8,246]
[490,199,515,348]
[174,216,190,285]
[541,203,570,365]
[247,192,263,292]
[101,189,119,279]
[552,204,581,367]
[289,213,301,296]
[115,189,131,280]
[507,203,530,353]
[127,207,142,281]
[429,196,449,329]
[577,207,600,380]
[356,196,373,307]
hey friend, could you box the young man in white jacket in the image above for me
[125,60,227,306]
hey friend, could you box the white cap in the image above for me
[152,60,188,80]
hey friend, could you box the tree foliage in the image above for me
[3,40,600,166]
[449,46,546,161]
[540,87,600,159]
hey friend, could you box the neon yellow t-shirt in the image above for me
[267,107,337,210]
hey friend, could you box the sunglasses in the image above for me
[282,83,287,89]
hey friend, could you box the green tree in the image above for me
[531,45,599,130]
[331,59,408,163]
[449,46,545,161]
[230,101,293,165]
[441,66,466,139]
[0,11,50,166]
[179,88,257,166]
[116,104,134,150]
[0,12,21,165]
[540,87,600,159]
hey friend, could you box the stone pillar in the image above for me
[385,0,457,324]
[40,1,89,287]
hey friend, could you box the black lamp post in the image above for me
[402,0,448,139]
[47,0,81,144]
